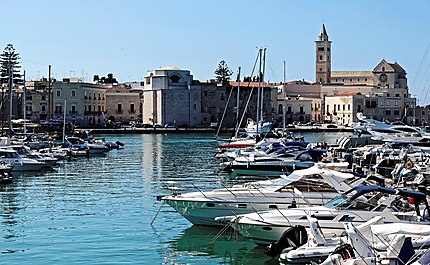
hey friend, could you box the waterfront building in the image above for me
[24,80,50,122]
[52,78,108,126]
[314,24,417,125]
[105,87,141,124]
[139,67,276,128]
[325,92,365,125]
[276,80,322,123]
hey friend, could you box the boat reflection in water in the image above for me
[168,225,279,265]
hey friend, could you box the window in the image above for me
[387,101,390,106]
[395,101,398,106]
[287,106,292,114]
[55,104,62,114]
[337,105,340,111]
[333,104,336,112]
[395,94,400,97]
[72,90,76,97]
[98,105,101,112]
[56,90,61,97]
[193,104,197,110]
[42,95,46,101]
[348,104,351,111]
[41,105,46,112]
[130,102,135,113]
[386,110,391,115]
[71,105,76,114]
[394,110,400,115]
[343,105,345,111]
[380,100,383,106]
[318,47,324,51]
[365,78,368,81]
[300,106,304,114]
[387,93,390,97]
[319,68,322,72]
[98,93,101,100]
[170,75,180,83]
[319,55,323,60]
[203,91,208,96]
[117,103,123,113]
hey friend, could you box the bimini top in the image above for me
[350,185,427,207]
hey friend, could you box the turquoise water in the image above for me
[0,132,348,264]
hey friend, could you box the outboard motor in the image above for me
[265,225,308,257]
[331,244,356,260]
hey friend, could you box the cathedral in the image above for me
[316,24,416,124]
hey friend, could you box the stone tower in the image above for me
[315,24,332,84]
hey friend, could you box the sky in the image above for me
[2,0,430,103]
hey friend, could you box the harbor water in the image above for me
[0,132,349,264]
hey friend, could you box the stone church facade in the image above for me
[315,24,416,124]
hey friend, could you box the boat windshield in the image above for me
[324,195,349,209]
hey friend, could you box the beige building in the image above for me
[276,80,322,123]
[52,78,108,126]
[105,88,141,124]
[325,92,365,125]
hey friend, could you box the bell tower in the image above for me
[315,24,332,84]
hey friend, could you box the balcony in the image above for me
[129,110,136,114]
[116,110,123,114]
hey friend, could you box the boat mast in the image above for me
[256,48,262,137]
[48,64,51,121]
[23,70,26,134]
[260,48,266,124]
[62,99,66,143]
[8,60,13,132]
[234,67,241,138]
[283,60,286,132]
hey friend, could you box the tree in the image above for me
[214,60,233,82]
[0,44,22,132]
[0,44,22,85]
[94,73,118,84]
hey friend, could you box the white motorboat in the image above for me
[225,185,430,245]
[64,137,110,155]
[273,215,430,264]
[162,164,369,226]
[320,219,430,265]
[0,149,47,171]
[1,145,58,167]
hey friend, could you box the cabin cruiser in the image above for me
[224,147,328,176]
[64,137,110,155]
[223,185,430,245]
[162,164,370,226]
[0,149,47,171]
[0,145,58,167]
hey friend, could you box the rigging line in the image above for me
[265,53,279,83]
[416,59,430,100]
[215,80,235,138]
[421,74,430,105]
[411,41,430,91]
[231,50,261,140]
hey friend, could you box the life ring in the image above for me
[406,161,413,169]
